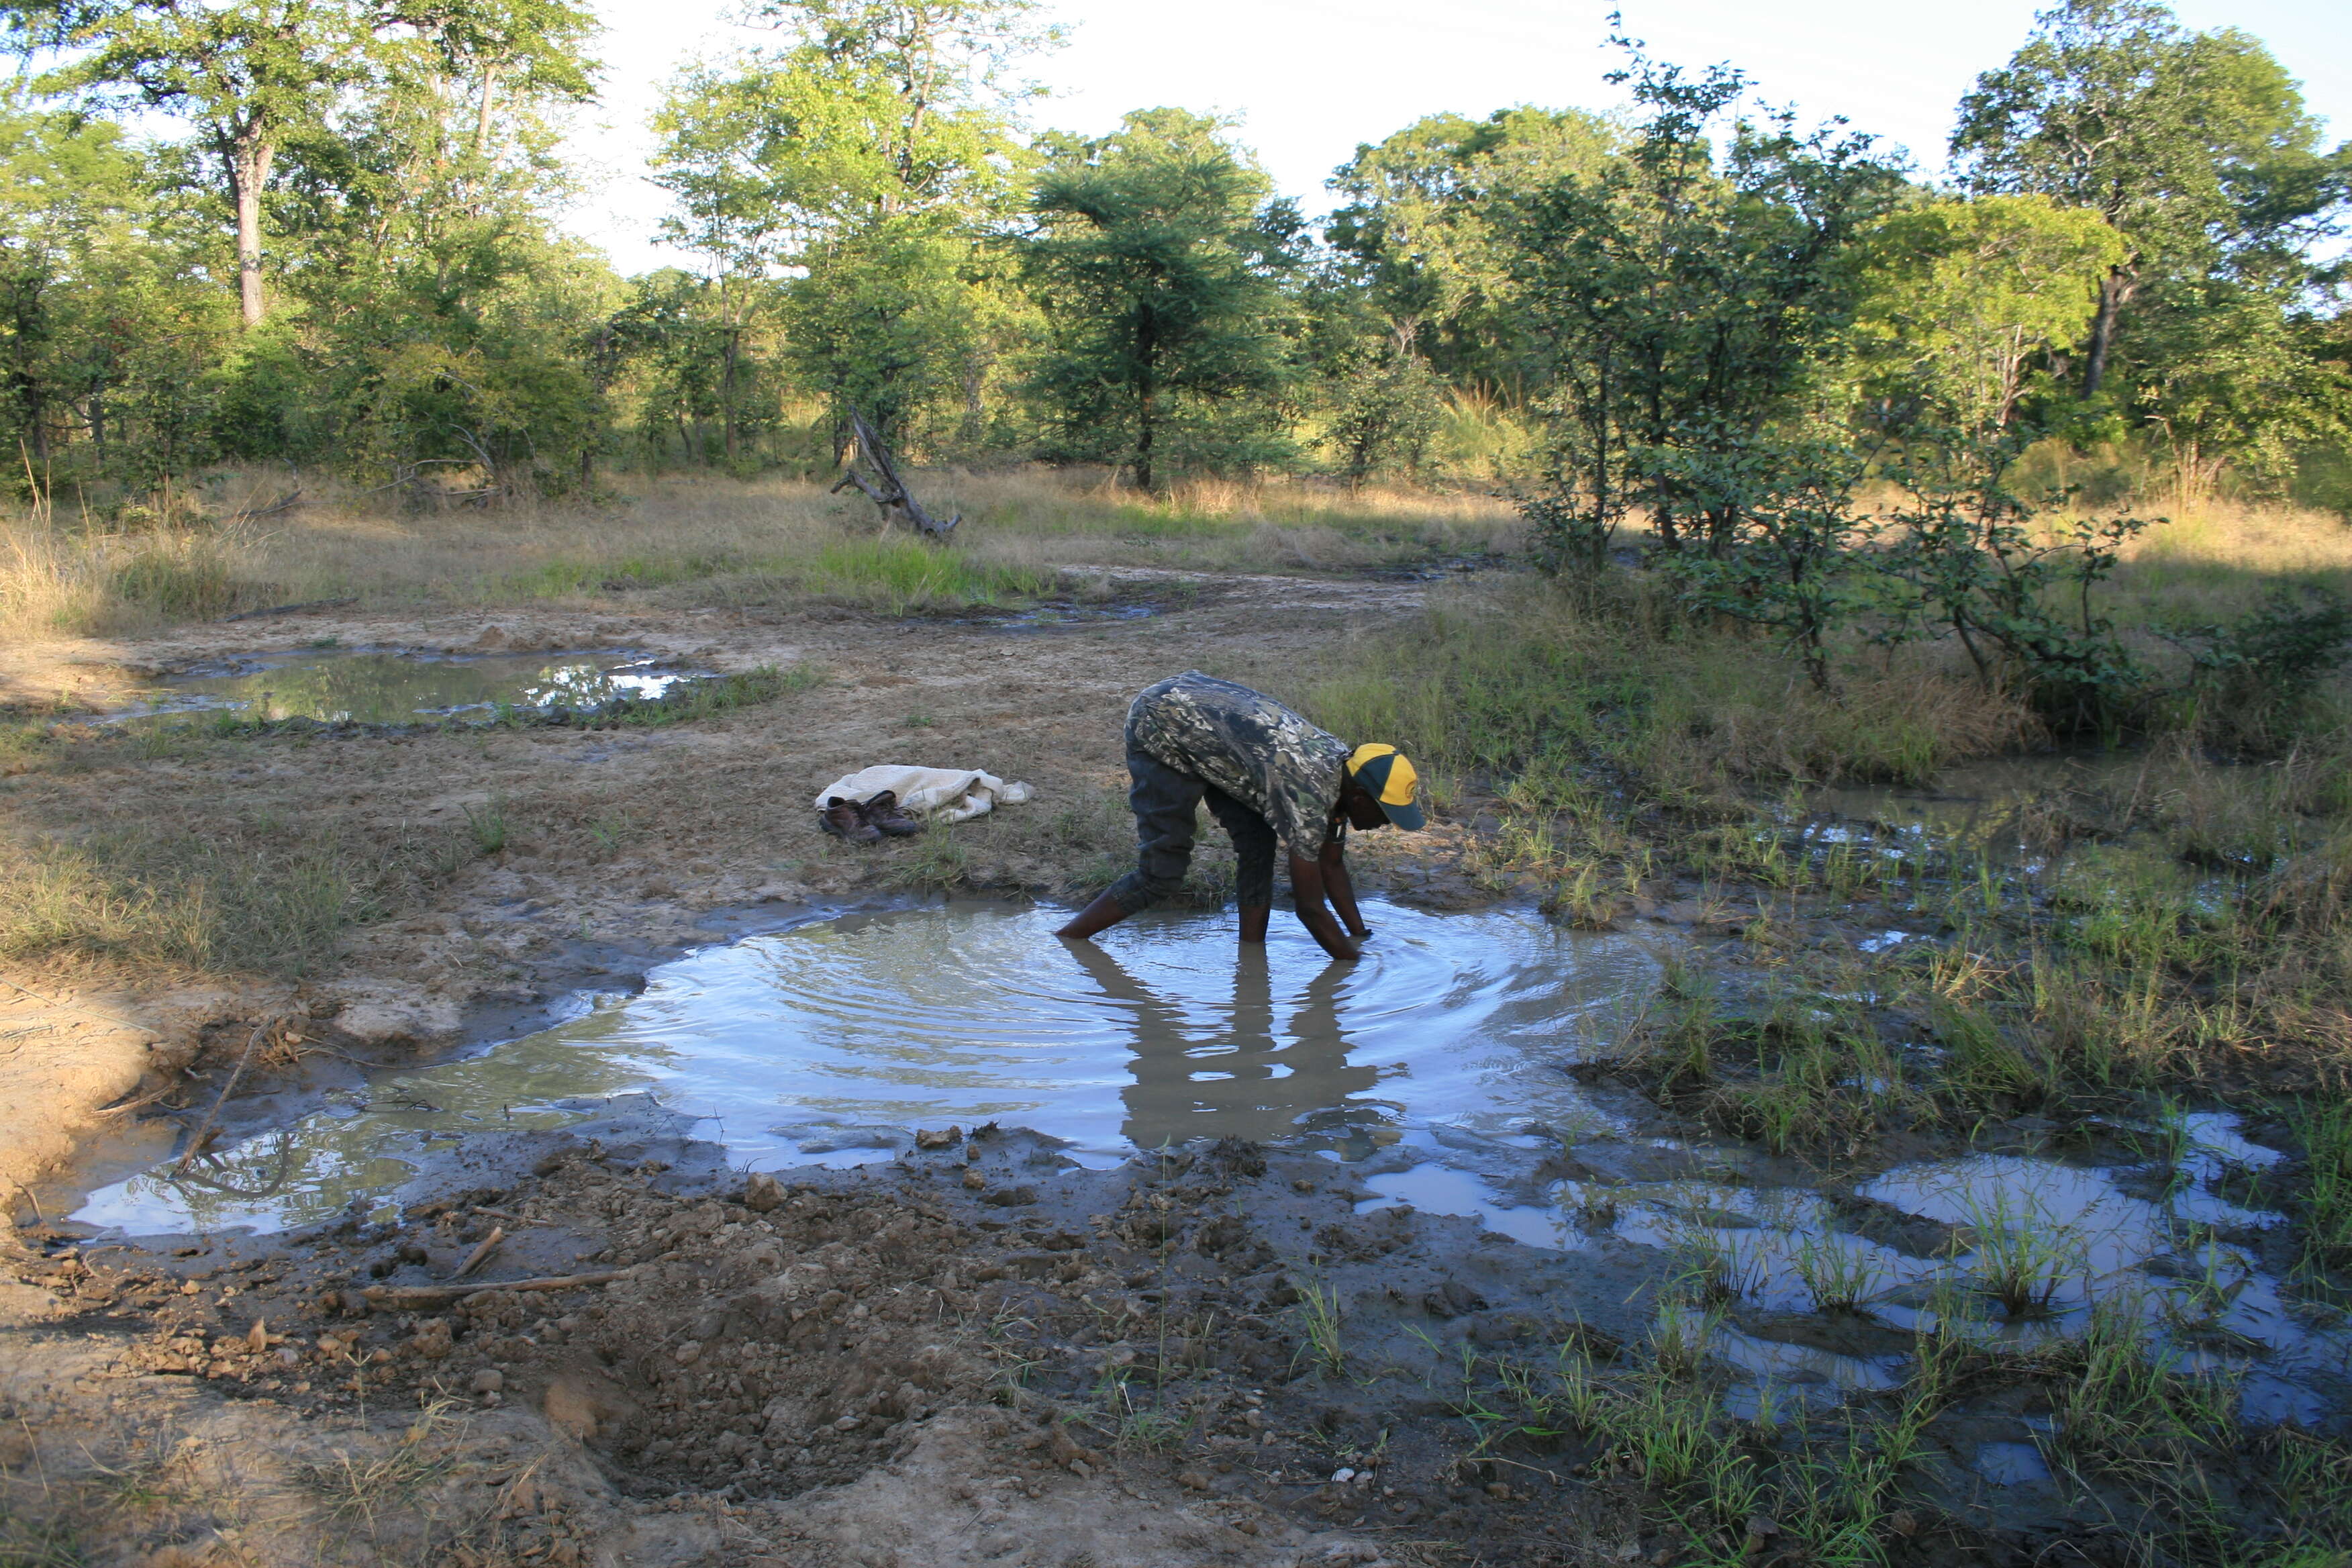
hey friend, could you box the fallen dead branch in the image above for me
[830,407,961,538]
[220,487,304,524]
[221,595,360,622]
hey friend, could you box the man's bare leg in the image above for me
[1055,889,1130,941]
[1238,904,1270,942]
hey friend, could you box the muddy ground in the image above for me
[1,570,2316,1565]
[3,1099,1706,1568]
[0,568,1562,1566]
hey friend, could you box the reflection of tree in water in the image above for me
[1067,944,1393,1149]
[114,1126,370,1231]
[173,654,668,723]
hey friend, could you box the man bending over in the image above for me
[1055,671,1424,961]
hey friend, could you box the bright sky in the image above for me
[560,0,2352,277]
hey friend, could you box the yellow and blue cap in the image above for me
[1346,743,1425,830]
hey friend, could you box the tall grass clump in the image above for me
[2288,1098,2352,1275]
[3,518,258,638]
[1306,575,2030,807]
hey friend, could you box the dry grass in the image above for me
[1307,574,2035,803]
[2104,498,2352,631]
[0,466,1523,644]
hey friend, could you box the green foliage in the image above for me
[1326,105,1618,398]
[1876,443,2157,730]
[1024,109,1303,492]
[1951,0,2350,436]
[1325,352,1444,485]
[1856,193,2126,433]
[2165,585,2352,746]
[0,0,2341,518]
[1649,436,1875,691]
[649,0,1047,458]
[1498,42,1904,569]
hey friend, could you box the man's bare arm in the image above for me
[1288,854,1360,961]
[1318,838,1369,939]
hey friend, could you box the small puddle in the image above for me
[1786,748,2235,908]
[111,649,709,725]
[72,898,1662,1234]
[1801,751,2151,865]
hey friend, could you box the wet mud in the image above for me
[15,1089,2324,1567]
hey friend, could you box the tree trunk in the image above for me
[226,130,276,329]
[1134,383,1155,495]
[475,61,501,156]
[2080,265,2136,400]
[722,327,740,463]
[1132,305,1159,494]
[832,407,958,538]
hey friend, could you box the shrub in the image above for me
[2167,584,2352,749]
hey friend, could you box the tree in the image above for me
[736,0,1055,217]
[389,0,597,158]
[1500,46,1903,567]
[0,88,137,467]
[1952,0,2349,398]
[3,0,391,328]
[0,87,232,486]
[648,66,801,464]
[1326,106,1616,399]
[1024,109,1302,492]
[2129,276,2349,501]
[651,0,1048,455]
[1856,193,2125,434]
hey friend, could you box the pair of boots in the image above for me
[818,789,923,845]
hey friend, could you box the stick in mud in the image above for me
[452,1225,505,1279]
[362,1269,623,1308]
[174,1018,276,1170]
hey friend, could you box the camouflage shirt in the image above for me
[1126,672,1351,859]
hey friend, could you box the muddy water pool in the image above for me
[72,898,1663,1234]
[112,648,707,724]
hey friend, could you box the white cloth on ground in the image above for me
[811,764,1034,824]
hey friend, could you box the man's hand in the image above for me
[1289,854,1359,961]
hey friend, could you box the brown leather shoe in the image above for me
[819,796,881,844]
[861,789,924,837]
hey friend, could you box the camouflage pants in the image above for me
[1106,743,1279,914]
